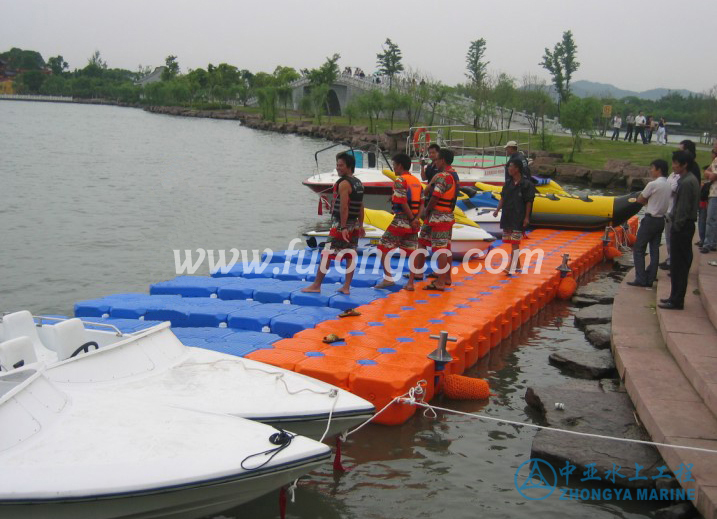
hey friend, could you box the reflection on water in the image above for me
[2,102,659,519]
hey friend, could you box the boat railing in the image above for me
[406,126,533,167]
[32,315,124,337]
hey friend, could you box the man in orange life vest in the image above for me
[417,148,459,291]
[375,153,423,291]
[302,152,365,295]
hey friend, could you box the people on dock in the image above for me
[302,152,364,295]
[416,149,459,291]
[493,159,535,275]
[610,113,622,141]
[634,111,647,144]
[504,141,530,182]
[420,143,441,183]
[624,113,635,142]
[659,150,700,310]
[700,147,717,253]
[628,159,672,287]
[375,153,423,291]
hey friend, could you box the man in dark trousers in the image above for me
[503,141,530,182]
[659,150,700,310]
[628,159,672,287]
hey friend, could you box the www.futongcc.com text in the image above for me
[173,239,545,277]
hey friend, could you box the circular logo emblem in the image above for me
[514,458,557,501]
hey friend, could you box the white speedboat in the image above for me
[304,222,496,260]
[0,368,330,519]
[0,311,375,441]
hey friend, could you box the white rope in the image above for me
[318,389,339,443]
[287,479,298,503]
[399,399,717,455]
[342,380,428,439]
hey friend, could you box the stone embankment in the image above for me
[141,106,654,187]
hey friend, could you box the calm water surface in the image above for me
[1,101,659,519]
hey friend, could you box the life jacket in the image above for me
[433,168,460,212]
[392,173,422,216]
[331,175,364,222]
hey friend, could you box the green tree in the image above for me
[47,55,68,75]
[302,54,341,123]
[560,96,600,161]
[356,90,384,132]
[426,82,450,126]
[16,70,46,93]
[39,74,67,95]
[465,38,488,87]
[383,89,407,129]
[308,84,330,124]
[162,55,179,81]
[0,47,45,69]
[256,86,278,121]
[277,84,293,122]
[540,30,580,109]
[376,38,404,88]
[344,100,361,125]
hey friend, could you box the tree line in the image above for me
[2,38,715,140]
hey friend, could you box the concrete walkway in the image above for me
[612,245,717,519]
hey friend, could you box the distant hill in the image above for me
[567,80,699,101]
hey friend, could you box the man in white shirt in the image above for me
[659,169,680,270]
[629,159,673,287]
[610,114,622,141]
[634,111,647,144]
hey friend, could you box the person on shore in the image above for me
[700,148,717,253]
[493,159,535,275]
[634,111,647,144]
[610,113,622,141]
[659,150,700,310]
[679,139,702,184]
[420,143,441,183]
[624,113,635,141]
[416,148,459,291]
[302,152,364,295]
[645,115,654,143]
[375,153,423,291]
[656,118,666,145]
[628,159,672,287]
[697,163,711,247]
[504,140,530,182]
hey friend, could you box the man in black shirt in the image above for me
[504,141,530,182]
[493,158,535,274]
[420,143,441,183]
[659,150,700,310]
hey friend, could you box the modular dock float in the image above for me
[73,222,636,426]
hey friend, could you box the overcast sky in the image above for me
[3,0,714,93]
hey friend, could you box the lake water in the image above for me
[0,101,661,518]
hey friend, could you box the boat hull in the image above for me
[0,455,328,519]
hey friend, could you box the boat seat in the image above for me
[2,311,56,362]
[0,336,38,371]
[49,318,99,362]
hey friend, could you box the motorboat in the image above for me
[303,208,496,259]
[0,311,375,441]
[457,187,643,232]
[0,367,331,519]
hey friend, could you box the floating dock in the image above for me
[73,222,636,426]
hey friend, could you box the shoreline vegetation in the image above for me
[2,41,713,186]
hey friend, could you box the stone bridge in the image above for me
[289,75,388,116]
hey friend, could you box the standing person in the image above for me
[697,164,712,247]
[634,111,647,144]
[302,152,364,295]
[610,113,622,141]
[700,148,717,253]
[624,113,635,141]
[659,167,681,270]
[503,140,530,182]
[659,150,700,310]
[417,149,459,291]
[645,115,654,143]
[679,139,702,183]
[420,143,441,183]
[627,159,672,287]
[656,118,666,145]
[492,159,536,275]
[375,153,423,291]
